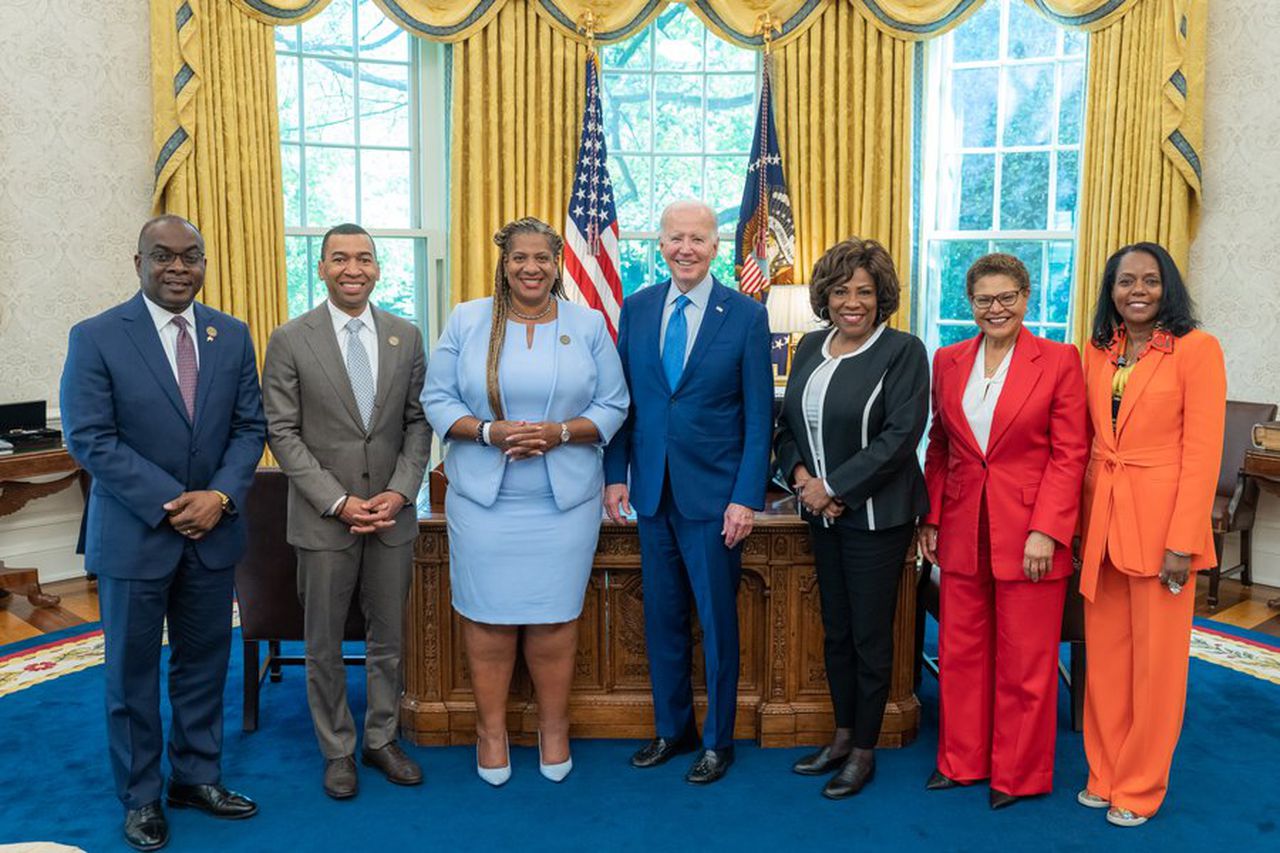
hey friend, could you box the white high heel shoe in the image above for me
[476,733,511,787]
[538,731,573,783]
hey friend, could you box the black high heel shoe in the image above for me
[926,768,962,790]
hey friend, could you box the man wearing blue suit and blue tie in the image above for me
[604,200,773,784]
[61,216,265,851]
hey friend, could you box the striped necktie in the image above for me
[171,315,197,420]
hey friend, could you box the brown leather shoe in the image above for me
[361,742,423,786]
[324,756,358,799]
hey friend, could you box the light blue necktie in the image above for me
[662,294,691,390]
[344,318,375,429]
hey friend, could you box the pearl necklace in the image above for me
[509,297,555,321]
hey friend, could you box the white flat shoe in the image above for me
[1077,789,1109,809]
[1106,807,1148,827]
[538,731,573,783]
[476,733,511,787]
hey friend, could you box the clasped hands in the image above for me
[488,419,565,460]
[918,523,1056,582]
[792,465,844,521]
[337,490,406,535]
[164,491,224,539]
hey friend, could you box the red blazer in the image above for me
[1078,329,1226,600]
[924,328,1088,581]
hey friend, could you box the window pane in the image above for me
[991,240,1046,301]
[1046,240,1073,324]
[604,73,651,153]
[370,237,417,320]
[951,67,999,148]
[1058,61,1085,145]
[357,0,407,62]
[275,26,301,56]
[360,149,412,228]
[1006,0,1058,60]
[286,235,313,319]
[278,56,300,141]
[304,146,357,225]
[301,0,354,56]
[1042,326,1067,342]
[1063,28,1087,57]
[618,239,652,296]
[653,155,702,217]
[938,323,979,347]
[654,7,703,71]
[303,58,356,144]
[359,63,409,147]
[705,155,747,230]
[1054,150,1079,230]
[953,0,1000,62]
[282,144,302,227]
[937,154,995,231]
[706,32,756,72]
[654,74,702,153]
[610,154,652,231]
[1002,63,1055,146]
[710,250,737,289]
[934,240,989,321]
[602,28,651,71]
[999,151,1049,229]
[705,75,755,154]
[654,243,670,282]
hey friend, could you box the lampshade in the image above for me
[766,284,820,334]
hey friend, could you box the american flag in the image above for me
[735,59,794,297]
[564,55,622,339]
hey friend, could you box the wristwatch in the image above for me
[559,422,571,445]
[212,490,232,513]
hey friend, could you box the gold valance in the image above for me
[228,0,335,26]
[1026,0,1141,31]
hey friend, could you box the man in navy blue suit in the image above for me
[61,216,265,851]
[604,199,773,784]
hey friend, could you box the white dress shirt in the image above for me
[803,324,888,498]
[142,293,199,385]
[658,274,713,366]
[962,337,1015,454]
[326,298,379,384]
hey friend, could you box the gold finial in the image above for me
[578,10,598,56]
[755,11,781,55]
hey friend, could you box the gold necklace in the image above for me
[509,297,555,321]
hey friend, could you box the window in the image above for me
[275,0,447,330]
[600,4,759,295]
[918,0,1087,349]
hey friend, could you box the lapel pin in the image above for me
[205,325,217,342]
[715,305,724,313]
[560,334,571,345]
[388,335,400,347]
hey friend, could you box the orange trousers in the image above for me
[1083,559,1195,816]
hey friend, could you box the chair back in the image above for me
[1218,401,1278,499]
[234,468,365,642]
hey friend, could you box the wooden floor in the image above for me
[2,573,1279,647]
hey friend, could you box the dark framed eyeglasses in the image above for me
[970,289,1025,311]
[147,249,206,267]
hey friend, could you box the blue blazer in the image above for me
[59,292,266,579]
[423,298,630,511]
[603,278,773,520]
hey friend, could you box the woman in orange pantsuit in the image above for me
[1077,243,1226,828]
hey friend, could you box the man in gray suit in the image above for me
[262,223,431,799]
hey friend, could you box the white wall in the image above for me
[1189,0,1280,586]
[0,0,152,580]
[1,0,1279,586]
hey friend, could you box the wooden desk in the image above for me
[1243,449,1280,608]
[0,447,81,607]
[401,500,921,749]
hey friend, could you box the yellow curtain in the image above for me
[228,0,335,26]
[152,0,288,368]
[853,0,986,39]
[449,0,590,303]
[773,0,916,331]
[1070,0,1204,348]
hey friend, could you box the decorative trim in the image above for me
[537,0,666,43]
[1167,128,1202,182]
[909,40,924,337]
[861,0,980,36]
[380,0,502,38]
[154,127,189,181]
[240,0,327,19]
[1169,68,1187,97]
[174,63,195,97]
[176,0,194,30]
[1028,0,1128,27]
[689,0,824,47]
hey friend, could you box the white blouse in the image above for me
[962,338,1015,454]
[802,324,887,496]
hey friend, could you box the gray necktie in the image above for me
[344,318,374,429]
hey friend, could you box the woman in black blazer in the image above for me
[774,237,930,799]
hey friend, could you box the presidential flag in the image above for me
[734,59,795,298]
[564,55,623,340]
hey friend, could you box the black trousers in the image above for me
[809,521,914,749]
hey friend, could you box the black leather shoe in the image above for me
[926,769,962,790]
[166,782,258,819]
[124,802,168,851]
[631,731,698,768]
[793,746,850,776]
[685,748,735,785]
[822,752,876,799]
[990,789,1021,810]
[323,756,358,799]
[361,742,423,786]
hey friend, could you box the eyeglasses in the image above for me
[970,290,1025,311]
[147,249,206,267]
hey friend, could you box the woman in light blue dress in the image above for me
[423,218,628,786]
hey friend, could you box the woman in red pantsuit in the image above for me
[919,253,1088,809]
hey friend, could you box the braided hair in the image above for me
[485,217,567,419]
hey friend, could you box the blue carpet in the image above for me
[1,621,1277,852]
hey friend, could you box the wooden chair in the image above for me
[1207,400,1278,610]
[234,468,366,732]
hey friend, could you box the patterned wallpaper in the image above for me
[0,0,152,411]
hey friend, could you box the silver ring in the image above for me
[1168,580,1182,595]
